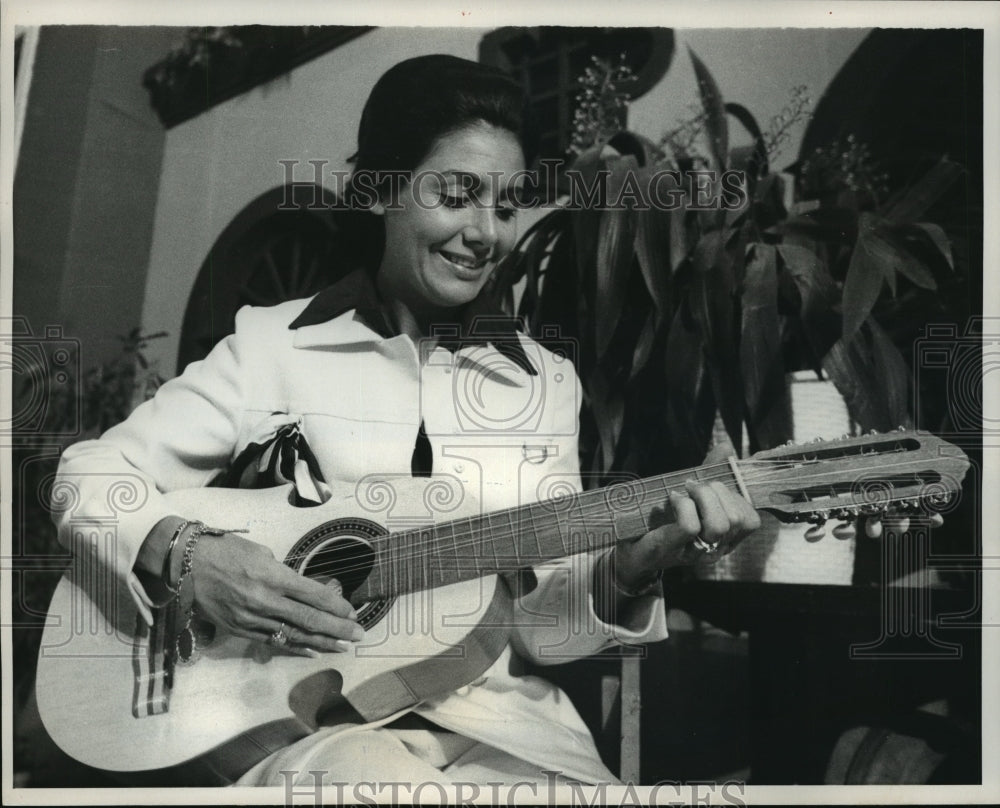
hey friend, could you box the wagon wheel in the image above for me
[178,209,345,373]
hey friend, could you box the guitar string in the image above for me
[269,453,929,585]
[284,463,926,588]
[277,459,760,572]
[279,448,916,576]
[275,452,924,582]
[269,464,756,584]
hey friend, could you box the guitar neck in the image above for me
[352,461,742,601]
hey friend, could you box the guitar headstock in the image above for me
[739,429,970,528]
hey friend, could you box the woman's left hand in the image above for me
[614,440,761,590]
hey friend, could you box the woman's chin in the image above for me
[426,274,492,309]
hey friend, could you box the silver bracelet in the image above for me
[160,519,191,594]
[174,522,228,666]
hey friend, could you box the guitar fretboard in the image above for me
[353,464,742,600]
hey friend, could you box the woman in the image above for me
[53,54,760,786]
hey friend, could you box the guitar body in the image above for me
[36,480,511,774]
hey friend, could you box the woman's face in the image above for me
[375,122,525,314]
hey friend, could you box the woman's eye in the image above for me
[440,194,467,209]
[496,206,518,222]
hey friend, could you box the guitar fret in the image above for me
[487,511,500,570]
[506,508,521,568]
[527,506,546,560]
[446,520,461,584]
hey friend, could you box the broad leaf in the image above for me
[663,304,716,468]
[750,172,787,233]
[842,213,888,339]
[880,226,938,291]
[509,208,570,327]
[569,143,609,268]
[588,366,626,477]
[740,244,782,419]
[690,231,743,450]
[904,221,955,270]
[630,311,659,383]
[594,156,639,359]
[869,318,912,429]
[669,185,690,273]
[777,242,842,367]
[865,216,939,291]
[608,130,665,167]
[822,319,911,432]
[725,101,768,204]
[633,181,674,328]
[882,157,963,225]
[767,207,858,244]
[688,46,728,174]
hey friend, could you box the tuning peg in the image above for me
[832,522,856,540]
[897,425,907,432]
[869,428,879,435]
[929,513,945,528]
[864,519,883,539]
[805,524,826,542]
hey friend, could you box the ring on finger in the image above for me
[692,536,721,554]
[269,622,289,647]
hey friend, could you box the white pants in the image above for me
[236,722,587,789]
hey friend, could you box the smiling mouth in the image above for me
[438,250,489,271]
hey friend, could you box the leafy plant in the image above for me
[497,47,962,483]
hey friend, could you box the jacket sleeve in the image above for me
[51,310,251,623]
[507,348,668,666]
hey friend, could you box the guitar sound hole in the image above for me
[298,537,392,630]
[300,537,373,592]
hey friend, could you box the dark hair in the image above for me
[351,53,534,183]
[341,54,534,270]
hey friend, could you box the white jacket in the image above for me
[53,292,668,783]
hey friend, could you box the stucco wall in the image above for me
[141,26,871,374]
[141,27,484,371]
[14,26,175,369]
[630,28,870,171]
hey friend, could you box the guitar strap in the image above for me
[345,577,514,721]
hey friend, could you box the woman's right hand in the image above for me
[183,530,363,654]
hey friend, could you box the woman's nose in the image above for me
[462,207,499,252]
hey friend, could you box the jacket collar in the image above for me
[288,269,538,378]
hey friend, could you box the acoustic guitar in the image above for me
[35,429,968,776]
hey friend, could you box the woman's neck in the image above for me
[375,273,459,345]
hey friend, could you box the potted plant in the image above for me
[497,49,963,483]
